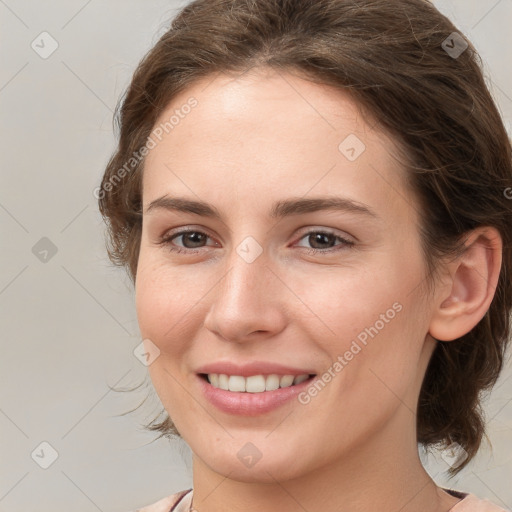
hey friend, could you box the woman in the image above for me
[97,0,512,511]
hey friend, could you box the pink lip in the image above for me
[195,360,315,377]
[196,373,316,416]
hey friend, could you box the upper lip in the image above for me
[196,361,316,377]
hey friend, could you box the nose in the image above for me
[203,246,287,343]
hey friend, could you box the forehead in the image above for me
[142,68,413,224]
[148,68,372,151]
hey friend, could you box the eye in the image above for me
[294,230,355,255]
[156,228,355,256]
[157,228,217,254]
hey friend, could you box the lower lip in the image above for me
[197,374,316,416]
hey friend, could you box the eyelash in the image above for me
[156,228,355,255]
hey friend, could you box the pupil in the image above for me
[310,233,333,249]
[185,232,205,248]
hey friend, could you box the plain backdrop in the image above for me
[1,1,511,511]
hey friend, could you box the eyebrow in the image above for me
[144,195,379,220]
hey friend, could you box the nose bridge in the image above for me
[216,240,270,314]
[203,236,286,340]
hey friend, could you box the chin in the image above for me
[191,439,306,483]
[209,456,302,484]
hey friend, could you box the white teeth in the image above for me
[265,374,280,391]
[246,375,266,393]
[207,373,311,392]
[228,375,246,392]
[209,373,219,387]
[280,375,295,387]
[218,374,229,390]
[293,374,309,385]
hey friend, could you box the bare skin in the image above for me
[135,67,502,512]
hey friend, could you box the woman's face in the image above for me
[136,68,438,482]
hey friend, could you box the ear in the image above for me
[428,226,502,342]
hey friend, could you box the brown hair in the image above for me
[98,0,512,474]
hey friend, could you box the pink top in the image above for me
[135,488,511,512]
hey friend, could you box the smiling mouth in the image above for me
[199,373,316,393]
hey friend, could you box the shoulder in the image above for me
[451,492,510,512]
[133,488,193,512]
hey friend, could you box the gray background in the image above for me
[0,1,511,511]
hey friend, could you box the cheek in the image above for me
[290,263,409,348]
[134,261,207,424]
[135,258,204,354]
[303,253,428,392]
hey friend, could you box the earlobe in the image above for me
[428,227,502,342]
